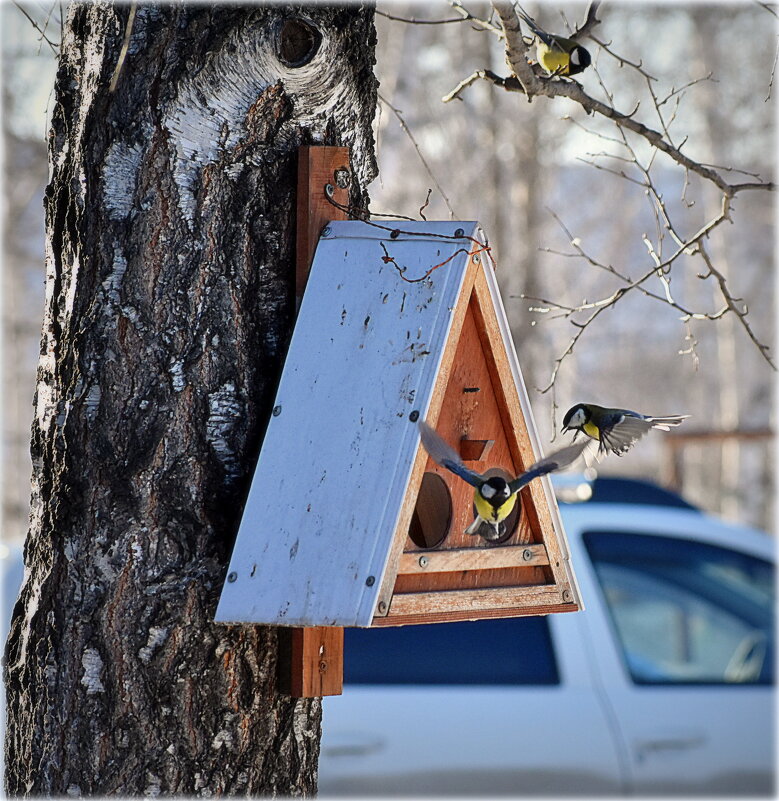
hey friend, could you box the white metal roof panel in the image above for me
[215,220,484,627]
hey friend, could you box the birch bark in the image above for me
[4,4,377,795]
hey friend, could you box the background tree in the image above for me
[4,3,376,795]
[370,1,775,529]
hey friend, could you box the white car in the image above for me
[319,478,775,796]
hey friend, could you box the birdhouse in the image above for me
[215,219,582,632]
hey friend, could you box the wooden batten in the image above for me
[287,145,349,697]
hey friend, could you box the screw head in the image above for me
[324,183,334,198]
[319,660,328,672]
[227,572,237,583]
[390,229,400,239]
[321,226,331,237]
[377,601,388,614]
[454,228,464,238]
[365,575,375,587]
[522,548,533,562]
[418,556,429,568]
[409,410,420,422]
[272,405,282,417]
[562,589,573,603]
[472,253,481,264]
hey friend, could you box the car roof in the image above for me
[559,501,775,562]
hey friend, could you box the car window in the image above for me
[344,617,559,685]
[583,531,774,685]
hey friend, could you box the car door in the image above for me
[575,520,774,795]
[319,614,625,795]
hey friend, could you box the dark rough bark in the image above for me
[4,3,376,795]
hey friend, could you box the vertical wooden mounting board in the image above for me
[296,145,351,298]
[288,145,350,698]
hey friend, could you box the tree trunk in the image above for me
[4,3,377,795]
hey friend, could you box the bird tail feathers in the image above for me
[465,516,484,536]
[648,414,690,430]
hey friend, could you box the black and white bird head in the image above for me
[562,404,590,433]
[568,45,591,75]
[479,476,512,507]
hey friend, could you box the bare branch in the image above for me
[109,3,137,93]
[588,34,658,80]
[378,94,457,218]
[375,9,469,25]
[483,1,775,196]
[767,41,778,100]
[13,2,59,53]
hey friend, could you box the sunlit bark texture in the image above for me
[4,3,376,795]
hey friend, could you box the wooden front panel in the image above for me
[394,293,547,594]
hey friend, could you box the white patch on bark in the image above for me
[81,648,105,695]
[35,373,57,434]
[84,383,101,421]
[211,729,233,750]
[138,626,169,663]
[169,359,186,392]
[103,247,127,306]
[66,785,82,797]
[144,773,162,797]
[162,15,369,226]
[102,139,144,221]
[206,382,244,478]
[292,699,319,748]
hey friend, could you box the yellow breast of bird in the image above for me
[583,420,601,440]
[537,43,571,75]
[474,490,518,523]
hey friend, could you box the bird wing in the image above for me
[418,420,483,487]
[516,6,558,49]
[508,440,589,493]
[600,415,654,456]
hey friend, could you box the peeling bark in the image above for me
[4,3,377,795]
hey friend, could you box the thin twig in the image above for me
[13,2,59,53]
[109,2,137,93]
[378,94,456,218]
[376,9,469,25]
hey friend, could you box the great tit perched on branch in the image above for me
[562,403,689,457]
[517,6,592,77]
[418,420,587,541]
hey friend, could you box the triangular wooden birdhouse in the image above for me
[215,220,582,629]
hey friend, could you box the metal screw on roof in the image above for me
[377,601,388,614]
[272,405,282,416]
[409,410,420,422]
[227,572,237,583]
[321,226,331,237]
[472,254,481,264]
[562,589,573,602]
[454,228,464,238]
[365,575,375,586]
[418,556,429,568]
[522,548,533,562]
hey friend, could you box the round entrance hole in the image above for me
[409,472,452,549]
[473,468,522,544]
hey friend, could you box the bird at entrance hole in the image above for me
[562,403,689,458]
[418,420,587,542]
